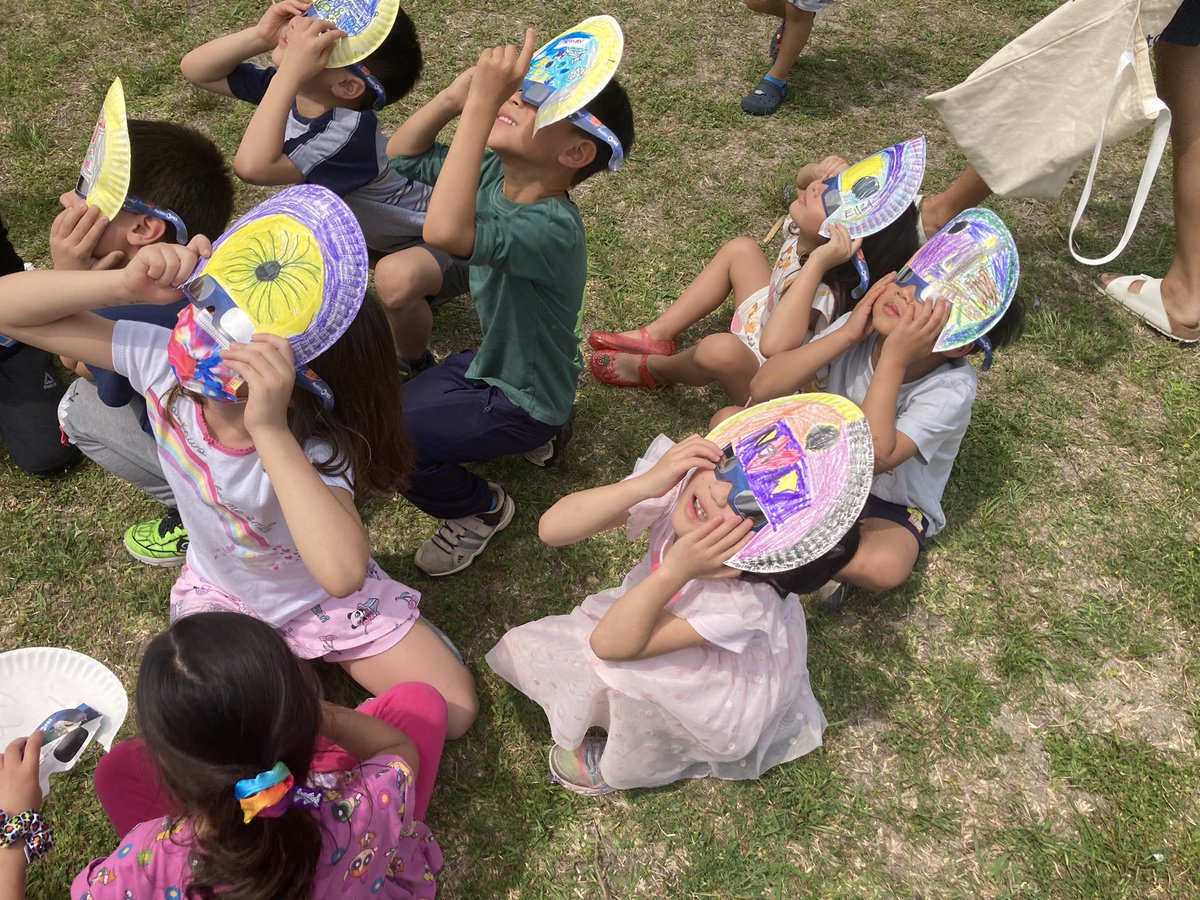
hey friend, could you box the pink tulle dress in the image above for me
[486,436,827,789]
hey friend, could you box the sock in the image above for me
[488,490,500,512]
[763,74,787,88]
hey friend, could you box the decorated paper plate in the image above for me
[306,0,400,67]
[819,137,926,239]
[526,15,623,133]
[895,207,1020,353]
[0,648,128,794]
[76,79,133,222]
[705,393,873,573]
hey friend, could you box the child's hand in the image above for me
[0,733,44,814]
[880,290,952,368]
[639,435,723,498]
[275,15,347,82]
[808,223,862,271]
[795,155,849,191]
[255,0,312,46]
[837,271,892,344]
[466,29,536,112]
[50,204,124,271]
[440,66,477,114]
[122,236,212,304]
[222,334,297,437]
[661,516,755,583]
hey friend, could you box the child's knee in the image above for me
[695,333,753,371]
[840,548,914,592]
[375,251,438,309]
[721,235,763,263]
[443,671,479,740]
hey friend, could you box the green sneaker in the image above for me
[124,509,189,567]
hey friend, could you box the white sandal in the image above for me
[1096,274,1200,344]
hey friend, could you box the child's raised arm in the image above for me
[538,436,723,546]
[759,222,861,357]
[386,67,475,160]
[589,516,754,661]
[751,273,887,402]
[180,0,311,96]
[421,30,537,258]
[234,16,344,186]
[0,239,210,373]
[221,335,370,597]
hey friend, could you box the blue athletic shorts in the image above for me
[860,495,928,552]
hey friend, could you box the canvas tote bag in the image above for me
[927,0,1183,264]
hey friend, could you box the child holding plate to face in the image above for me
[0,185,478,739]
[588,140,925,404]
[752,210,1026,609]
[487,395,875,794]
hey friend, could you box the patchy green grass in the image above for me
[4,0,1200,896]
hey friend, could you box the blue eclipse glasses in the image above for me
[348,62,386,111]
[713,444,769,532]
[519,79,624,172]
[183,273,337,409]
[75,183,190,245]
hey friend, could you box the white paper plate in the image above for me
[0,647,129,787]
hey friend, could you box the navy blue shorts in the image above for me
[860,495,928,552]
[1162,0,1200,47]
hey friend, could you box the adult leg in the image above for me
[375,246,450,362]
[0,344,81,475]
[94,738,175,837]
[311,681,448,819]
[339,620,479,740]
[918,164,993,238]
[834,518,920,592]
[58,379,174,505]
[1099,37,1200,332]
[603,238,772,344]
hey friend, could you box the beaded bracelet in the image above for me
[0,810,55,861]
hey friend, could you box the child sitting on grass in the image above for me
[588,155,917,404]
[181,0,468,367]
[384,29,635,577]
[751,216,1025,608]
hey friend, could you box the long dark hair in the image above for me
[745,521,862,597]
[292,289,413,494]
[136,613,324,900]
[817,204,920,320]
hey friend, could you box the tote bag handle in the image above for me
[1068,36,1172,266]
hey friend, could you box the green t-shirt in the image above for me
[389,146,586,426]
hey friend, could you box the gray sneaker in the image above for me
[414,484,516,576]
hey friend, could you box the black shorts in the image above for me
[1162,0,1200,47]
[860,495,928,552]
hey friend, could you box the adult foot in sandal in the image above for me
[589,350,666,388]
[740,76,787,116]
[587,326,676,356]
[1096,273,1200,343]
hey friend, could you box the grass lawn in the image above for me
[4,0,1200,896]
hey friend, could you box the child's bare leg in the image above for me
[609,334,761,402]
[340,619,479,739]
[709,405,745,429]
[375,247,447,362]
[920,165,992,236]
[767,5,815,84]
[611,237,771,342]
[835,518,920,592]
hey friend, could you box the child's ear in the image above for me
[331,71,367,103]
[127,214,168,247]
[943,343,973,359]
[559,135,597,172]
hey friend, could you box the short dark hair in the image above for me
[355,7,421,110]
[137,613,323,898]
[975,294,1026,355]
[570,77,634,186]
[744,521,862,597]
[127,119,234,243]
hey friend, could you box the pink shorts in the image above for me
[169,559,420,662]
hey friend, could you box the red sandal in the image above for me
[587,326,676,357]
[589,350,667,389]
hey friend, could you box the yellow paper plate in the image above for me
[307,0,401,67]
[77,79,132,221]
[528,15,623,132]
